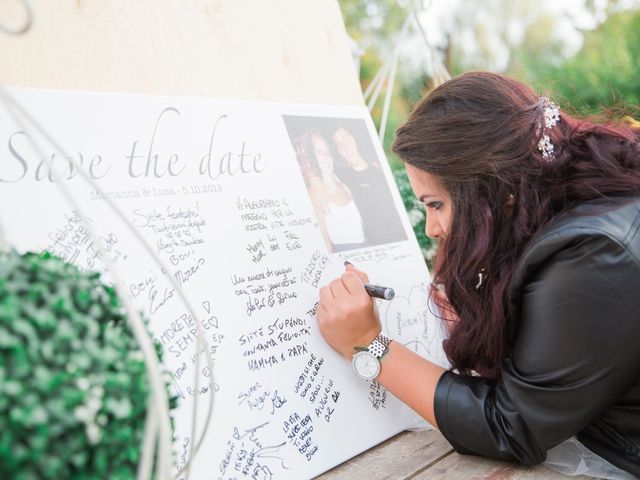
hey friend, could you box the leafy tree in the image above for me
[521,9,640,116]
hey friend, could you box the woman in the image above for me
[304,129,368,252]
[317,72,640,477]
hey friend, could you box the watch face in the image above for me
[352,351,380,380]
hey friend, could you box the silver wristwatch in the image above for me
[352,333,392,380]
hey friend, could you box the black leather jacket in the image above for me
[433,199,640,476]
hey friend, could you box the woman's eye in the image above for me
[425,201,443,211]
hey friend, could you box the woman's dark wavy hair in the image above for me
[392,71,640,379]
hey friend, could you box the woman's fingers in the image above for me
[329,278,350,300]
[319,285,334,306]
[344,261,369,283]
[341,271,366,297]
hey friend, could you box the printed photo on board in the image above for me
[283,115,407,253]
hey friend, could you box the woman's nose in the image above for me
[425,215,443,239]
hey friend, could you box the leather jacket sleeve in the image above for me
[433,231,640,466]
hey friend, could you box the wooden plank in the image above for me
[0,0,363,105]
[316,429,454,479]
[414,451,592,480]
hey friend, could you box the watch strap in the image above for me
[368,333,391,359]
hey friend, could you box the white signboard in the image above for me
[0,87,448,479]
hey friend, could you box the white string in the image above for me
[137,401,158,480]
[366,60,392,112]
[378,15,410,142]
[364,57,392,104]
[0,86,216,480]
[409,0,451,83]
[378,48,399,142]
[362,2,452,143]
[0,217,7,252]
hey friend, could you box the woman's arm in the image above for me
[376,341,445,428]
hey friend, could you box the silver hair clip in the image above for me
[536,96,560,161]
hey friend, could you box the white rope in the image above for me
[0,215,7,251]
[378,43,400,142]
[366,60,392,112]
[378,15,410,142]
[362,2,452,143]
[137,401,158,480]
[409,0,451,83]
[364,56,392,104]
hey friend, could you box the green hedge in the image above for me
[392,167,436,265]
[0,250,175,479]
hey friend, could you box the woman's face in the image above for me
[311,134,334,176]
[332,128,359,167]
[405,164,452,240]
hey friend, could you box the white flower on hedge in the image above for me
[106,397,132,418]
[407,208,425,227]
[86,423,102,445]
[76,378,90,391]
[74,405,90,422]
[74,381,106,445]
[31,406,49,425]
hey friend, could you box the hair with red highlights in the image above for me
[392,71,640,379]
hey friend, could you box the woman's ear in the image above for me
[506,193,516,207]
[504,193,516,216]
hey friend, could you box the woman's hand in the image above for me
[317,263,382,359]
[319,264,445,429]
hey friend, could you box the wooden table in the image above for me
[316,429,591,479]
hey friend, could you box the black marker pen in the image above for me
[364,283,395,300]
